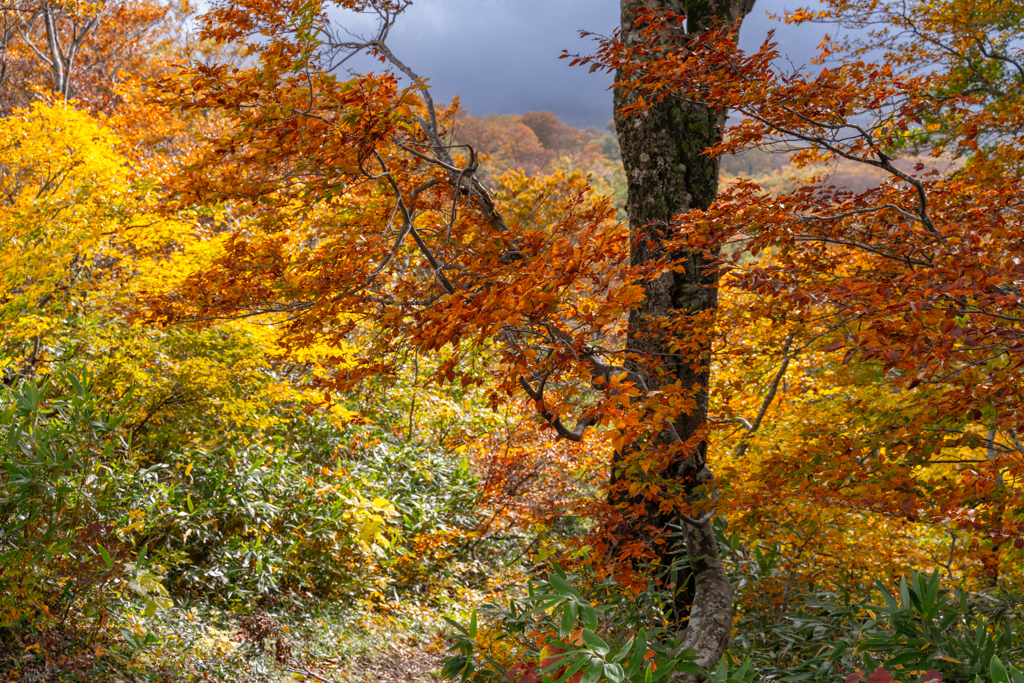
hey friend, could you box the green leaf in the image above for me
[603,663,624,683]
[999,622,1013,649]
[625,630,648,678]
[468,610,477,638]
[550,573,584,602]
[441,653,468,679]
[711,658,730,683]
[611,636,634,664]
[886,652,926,668]
[98,544,113,569]
[899,576,911,609]
[924,570,941,613]
[970,624,985,651]
[876,579,900,611]
[674,661,702,676]
[442,616,469,637]
[559,600,577,638]
[733,659,753,682]
[991,656,1010,683]
[554,656,589,683]
[582,657,605,683]
[143,597,157,618]
[120,627,140,649]
[582,629,609,656]
[982,638,996,672]
[581,603,598,630]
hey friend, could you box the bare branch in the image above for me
[518,373,598,442]
[733,333,796,460]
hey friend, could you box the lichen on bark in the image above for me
[612,0,756,675]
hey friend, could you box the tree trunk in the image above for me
[613,0,755,673]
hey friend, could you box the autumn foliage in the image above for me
[570,3,1024,587]
[0,0,1023,681]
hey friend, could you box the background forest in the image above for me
[0,1,1021,683]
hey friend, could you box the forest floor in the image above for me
[341,639,443,683]
[1,602,450,683]
[213,605,449,683]
[267,639,442,683]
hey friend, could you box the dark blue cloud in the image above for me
[334,0,830,129]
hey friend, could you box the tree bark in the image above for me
[613,0,755,674]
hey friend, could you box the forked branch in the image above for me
[518,372,598,442]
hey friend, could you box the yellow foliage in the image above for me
[0,101,187,353]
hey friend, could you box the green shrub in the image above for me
[442,555,1023,683]
[0,374,170,637]
[730,569,1022,682]
[860,571,1021,682]
[113,421,489,607]
[442,566,709,683]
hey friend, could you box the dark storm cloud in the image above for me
[335,0,830,129]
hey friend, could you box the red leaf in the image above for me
[865,667,893,683]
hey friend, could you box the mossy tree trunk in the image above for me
[613,0,755,673]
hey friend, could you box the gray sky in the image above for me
[336,0,830,129]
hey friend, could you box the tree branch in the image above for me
[733,333,795,460]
